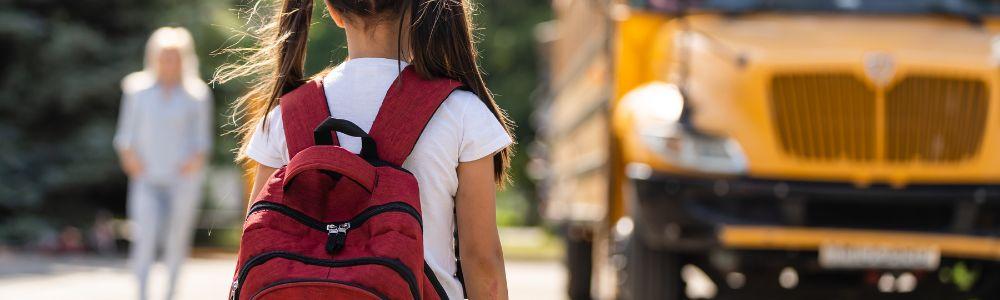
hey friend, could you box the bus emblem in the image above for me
[863,52,896,87]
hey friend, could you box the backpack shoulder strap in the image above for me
[280,80,336,159]
[369,66,463,166]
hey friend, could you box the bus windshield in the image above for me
[632,0,1000,15]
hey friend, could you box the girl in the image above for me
[114,27,213,300]
[217,0,514,299]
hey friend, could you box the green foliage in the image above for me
[0,0,242,239]
[476,0,553,225]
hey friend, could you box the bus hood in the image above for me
[675,14,1000,185]
[683,14,997,69]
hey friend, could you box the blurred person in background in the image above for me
[113,27,213,300]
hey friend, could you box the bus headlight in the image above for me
[623,82,747,175]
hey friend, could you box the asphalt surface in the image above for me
[0,254,566,300]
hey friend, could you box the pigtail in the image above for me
[409,0,515,185]
[215,0,315,162]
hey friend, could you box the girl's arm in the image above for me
[456,156,509,300]
[114,93,142,177]
[248,164,278,207]
[182,93,214,175]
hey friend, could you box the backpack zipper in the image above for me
[231,251,418,300]
[246,201,421,254]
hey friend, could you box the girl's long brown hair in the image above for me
[217,0,514,184]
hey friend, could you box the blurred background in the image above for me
[4,0,1000,299]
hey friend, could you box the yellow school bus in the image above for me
[539,0,1000,298]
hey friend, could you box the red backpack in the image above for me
[230,67,462,300]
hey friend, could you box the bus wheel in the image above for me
[621,223,684,300]
[565,225,594,300]
[974,261,1000,298]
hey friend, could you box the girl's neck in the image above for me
[343,22,406,61]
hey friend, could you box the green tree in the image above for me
[0,0,241,244]
[476,0,553,225]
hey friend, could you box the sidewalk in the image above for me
[0,253,565,300]
[0,254,234,300]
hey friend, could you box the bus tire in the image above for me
[565,226,594,300]
[621,223,684,300]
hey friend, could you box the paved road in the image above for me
[0,254,566,300]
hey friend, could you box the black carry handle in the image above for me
[314,117,379,162]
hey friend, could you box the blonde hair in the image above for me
[123,27,209,99]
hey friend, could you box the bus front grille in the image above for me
[885,76,988,162]
[770,73,988,163]
[771,73,876,161]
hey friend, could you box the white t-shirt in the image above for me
[246,58,512,299]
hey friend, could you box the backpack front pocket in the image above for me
[232,251,419,300]
[251,279,385,300]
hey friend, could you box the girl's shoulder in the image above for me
[121,72,156,95]
[435,89,509,143]
[439,89,491,119]
[438,90,512,162]
[259,105,285,132]
[181,78,212,102]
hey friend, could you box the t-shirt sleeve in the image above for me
[458,94,513,163]
[246,107,288,168]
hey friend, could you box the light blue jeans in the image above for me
[127,172,203,300]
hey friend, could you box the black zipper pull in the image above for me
[325,222,350,254]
